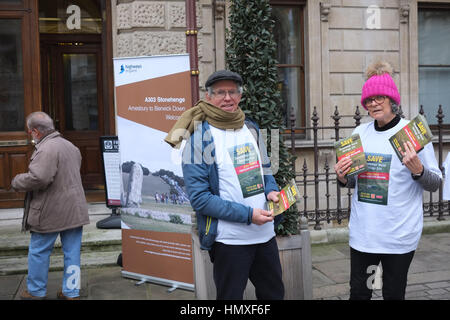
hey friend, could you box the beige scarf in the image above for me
[164,100,245,148]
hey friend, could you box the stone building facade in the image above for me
[0,0,448,211]
[111,0,449,211]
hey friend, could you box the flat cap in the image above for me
[205,70,243,88]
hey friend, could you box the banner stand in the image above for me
[114,54,195,293]
[121,270,194,292]
[96,207,121,229]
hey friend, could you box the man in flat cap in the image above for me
[165,70,284,300]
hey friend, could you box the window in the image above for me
[63,53,99,131]
[418,5,450,126]
[39,0,102,34]
[270,1,305,129]
[0,19,24,131]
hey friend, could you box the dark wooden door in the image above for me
[0,0,40,208]
[40,37,104,189]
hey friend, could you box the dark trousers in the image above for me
[350,247,415,300]
[209,237,284,300]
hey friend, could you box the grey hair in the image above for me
[390,98,399,114]
[26,111,55,134]
[206,84,243,96]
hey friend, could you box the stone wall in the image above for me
[312,0,405,139]
[113,0,216,95]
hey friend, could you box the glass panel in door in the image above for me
[63,53,99,131]
[0,19,24,131]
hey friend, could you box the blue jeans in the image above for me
[27,227,83,298]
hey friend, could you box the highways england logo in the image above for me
[119,64,142,74]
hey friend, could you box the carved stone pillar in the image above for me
[320,1,331,22]
[215,0,225,20]
[400,1,410,24]
[214,0,226,70]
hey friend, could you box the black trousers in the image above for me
[209,237,284,300]
[350,247,415,300]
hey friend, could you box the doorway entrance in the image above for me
[40,35,104,189]
[38,0,113,193]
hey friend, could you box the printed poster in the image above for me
[113,55,194,289]
[357,153,392,206]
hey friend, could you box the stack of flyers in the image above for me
[266,179,301,216]
[334,133,367,177]
[389,114,433,162]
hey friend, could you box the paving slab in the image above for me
[0,274,23,299]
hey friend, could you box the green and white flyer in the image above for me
[228,143,265,198]
[357,153,392,206]
[266,179,301,216]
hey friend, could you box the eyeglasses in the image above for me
[363,95,386,107]
[211,89,241,100]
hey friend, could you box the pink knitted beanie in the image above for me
[361,62,400,110]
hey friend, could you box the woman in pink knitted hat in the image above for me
[334,61,442,300]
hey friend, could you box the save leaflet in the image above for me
[228,143,265,199]
[389,114,433,162]
[266,179,301,216]
[357,153,392,206]
[334,133,367,176]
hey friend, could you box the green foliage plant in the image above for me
[226,0,299,235]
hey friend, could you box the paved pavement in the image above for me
[0,266,196,300]
[0,204,449,300]
[312,232,450,300]
[1,231,450,300]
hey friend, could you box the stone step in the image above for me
[0,205,122,254]
[0,249,121,276]
[0,204,123,275]
[0,228,122,255]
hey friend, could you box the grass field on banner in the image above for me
[120,199,194,233]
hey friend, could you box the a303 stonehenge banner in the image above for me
[113,55,194,290]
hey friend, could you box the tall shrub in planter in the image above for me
[226,0,298,235]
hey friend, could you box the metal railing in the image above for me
[285,105,449,230]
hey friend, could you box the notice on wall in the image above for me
[113,54,194,289]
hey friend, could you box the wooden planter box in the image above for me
[191,229,313,300]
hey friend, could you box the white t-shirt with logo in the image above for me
[209,124,275,245]
[350,119,441,254]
